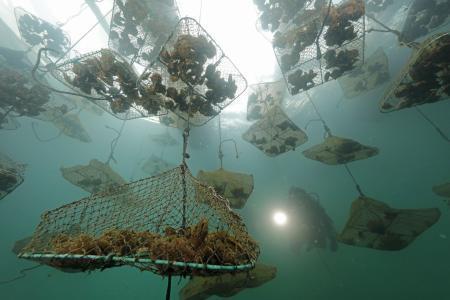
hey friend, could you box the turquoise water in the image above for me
[1,0,450,299]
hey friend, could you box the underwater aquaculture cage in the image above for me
[140,17,248,126]
[380,32,450,112]
[0,153,25,201]
[108,0,180,65]
[400,0,450,43]
[19,165,259,276]
[61,159,127,194]
[247,81,285,121]
[47,48,168,120]
[271,0,366,95]
[14,7,71,59]
[242,105,308,157]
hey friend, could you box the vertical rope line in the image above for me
[344,164,365,197]
[181,103,192,229]
[306,92,332,136]
[165,273,172,300]
[415,106,450,143]
[105,120,127,165]
[218,115,224,168]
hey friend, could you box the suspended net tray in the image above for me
[197,168,254,209]
[61,159,127,194]
[50,49,168,120]
[432,181,450,206]
[0,65,51,128]
[108,0,179,65]
[338,196,441,250]
[400,0,450,43]
[180,263,277,300]
[19,165,259,276]
[302,135,379,165]
[140,17,247,126]
[338,47,389,99]
[14,7,71,58]
[247,81,285,121]
[33,105,92,143]
[380,32,450,112]
[242,105,308,157]
[272,0,366,95]
[0,153,25,201]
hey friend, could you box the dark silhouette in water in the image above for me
[287,187,338,252]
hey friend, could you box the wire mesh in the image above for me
[247,81,286,121]
[20,165,259,276]
[14,7,71,58]
[50,49,168,120]
[380,32,450,113]
[0,65,51,128]
[0,153,25,201]
[108,0,180,66]
[270,0,366,95]
[401,0,450,43]
[142,17,247,126]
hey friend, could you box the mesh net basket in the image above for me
[247,81,286,121]
[108,0,180,65]
[302,135,379,165]
[141,17,248,126]
[400,0,450,43]
[19,165,259,276]
[242,105,308,157]
[337,47,389,99]
[0,153,25,201]
[50,49,168,120]
[61,159,127,194]
[380,32,450,112]
[14,7,71,58]
[338,196,440,250]
[272,0,366,95]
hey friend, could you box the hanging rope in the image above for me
[315,0,333,60]
[198,0,203,24]
[0,265,42,285]
[166,273,172,300]
[415,107,450,143]
[365,13,419,49]
[105,120,127,165]
[306,92,332,137]
[181,102,192,229]
[344,164,365,197]
[52,8,113,66]
[217,116,239,169]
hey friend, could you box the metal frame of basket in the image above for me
[108,0,180,66]
[47,48,168,120]
[270,0,366,95]
[139,17,248,127]
[379,32,450,113]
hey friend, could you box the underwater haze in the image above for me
[1,0,450,299]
